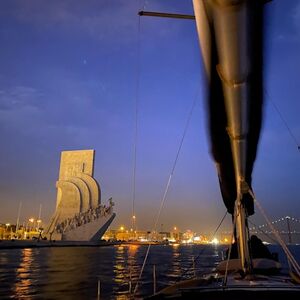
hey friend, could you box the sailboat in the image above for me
[140,0,300,298]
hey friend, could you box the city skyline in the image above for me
[0,0,300,233]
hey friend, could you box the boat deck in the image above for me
[147,271,300,299]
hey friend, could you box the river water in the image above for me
[0,244,299,299]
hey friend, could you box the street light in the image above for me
[5,223,11,239]
[173,226,178,242]
[37,219,42,230]
[132,215,137,240]
[119,226,125,241]
[29,218,34,232]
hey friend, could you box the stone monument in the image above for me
[46,150,115,241]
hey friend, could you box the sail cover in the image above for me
[193,0,265,215]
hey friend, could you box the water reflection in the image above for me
[13,248,34,298]
[113,244,140,297]
[1,244,280,299]
[42,248,91,298]
[114,246,127,284]
[3,245,221,299]
[41,247,119,299]
[127,244,140,288]
[170,243,182,281]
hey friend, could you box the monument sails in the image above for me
[46,150,115,241]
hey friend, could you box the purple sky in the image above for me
[0,0,299,233]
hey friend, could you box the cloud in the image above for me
[1,0,140,46]
[0,86,43,111]
[0,76,126,146]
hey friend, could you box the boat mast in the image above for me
[192,0,260,274]
[213,0,253,274]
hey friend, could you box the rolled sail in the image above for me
[192,0,265,215]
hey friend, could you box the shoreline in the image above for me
[0,240,175,249]
[0,239,121,249]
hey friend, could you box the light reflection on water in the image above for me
[0,244,240,299]
[14,248,34,298]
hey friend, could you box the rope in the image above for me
[212,211,228,242]
[131,9,143,233]
[133,83,200,296]
[176,211,228,282]
[223,211,237,286]
[248,220,278,244]
[131,0,147,234]
[249,190,300,277]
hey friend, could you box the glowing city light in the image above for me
[29,218,34,223]
[211,238,219,245]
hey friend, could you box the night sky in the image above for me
[0,0,299,233]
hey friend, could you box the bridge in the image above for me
[222,216,300,244]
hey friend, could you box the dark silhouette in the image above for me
[226,235,274,260]
[249,235,273,260]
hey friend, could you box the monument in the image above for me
[46,150,115,241]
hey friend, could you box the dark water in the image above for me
[0,244,299,299]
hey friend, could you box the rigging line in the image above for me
[252,195,299,267]
[133,84,201,296]
[131,12,142,231]
[132,0,146,231]
[264,90,300,151]
[176,211,228,282]
[152,83,201,233]
[250,190,300,276]
[133,242,151,295]
[248,220,278,244]
[223,211,237,286]
[212,211,228,240]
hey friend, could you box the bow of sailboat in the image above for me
[135,0,300,298]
